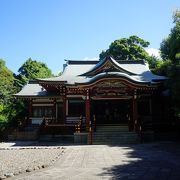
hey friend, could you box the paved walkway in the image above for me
[11,142,180,180]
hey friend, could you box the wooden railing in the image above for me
[75,115,83,133]
[66,116,81,125]
[44,117,57,126]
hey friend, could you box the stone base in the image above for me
[74,133,88,144]
[8,130,39,141]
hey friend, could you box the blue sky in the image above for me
[0,0,179,74]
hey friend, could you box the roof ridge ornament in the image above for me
[80,55,136,77]
[103,55,114,62]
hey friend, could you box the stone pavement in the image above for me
[11,142,180,180]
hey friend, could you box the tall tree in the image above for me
[159,9,180,117]
[99,35,150,60]
[0,59,15,105]
[160,10,180,64]
[17,58,53,86]
[0,59,16,124]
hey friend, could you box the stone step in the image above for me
[93,134,139,138]
[93,140,139,145]
[93,138,139,142]
[93,136,138,140]
[93,138,139,143]
[92,125,139,144]
[96,126,129,132]
[93,131,136,135]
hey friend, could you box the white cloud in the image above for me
[83,57,99,60]
[145,48,160,58]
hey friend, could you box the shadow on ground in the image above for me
[2,141,180,179]
[98,142,180,179]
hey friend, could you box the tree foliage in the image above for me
[160,10,180,64]
[17,58,53,86]
[0,59,17,125]
[0,58,54,134]
[158,9,180,117]
[147,55,162,70]
[0,59,15,105]
[99,35,150,61]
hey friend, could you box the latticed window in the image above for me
[32,106,53,117]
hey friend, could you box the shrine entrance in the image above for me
[92,99,131,125]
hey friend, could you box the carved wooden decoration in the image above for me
[95,80,127,88]
[92,80,132,96]
[87,60,118,76]
[66,88,85,95]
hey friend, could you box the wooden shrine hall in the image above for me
[15,56,169,144]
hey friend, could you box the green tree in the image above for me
[159,9,180,117]
[0,59,15,105]
[0,59,17,126]
[160,10,180,64]
[147,55,161,70]
[99,35,150,60]
[17,58,53,86]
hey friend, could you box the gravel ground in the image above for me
[0,147,65,179]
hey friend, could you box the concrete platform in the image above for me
[7,141,180,180]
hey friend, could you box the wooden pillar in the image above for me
[128,99,133,131]
[28,99,32,125]
[63,97,66,124]
[132,90,138,131]
[149,98,152,115]
[53,99,56,123]
[85,89,91,132]
[63,88,66,124]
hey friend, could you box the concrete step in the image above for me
[93,133,139,138]
[93,131,136,135]
[93,141,139,144]
[96,125,129,132]
[93,140,139,145]
[92,125,139,144]
[93,136,138,140]
[93,135,139,144]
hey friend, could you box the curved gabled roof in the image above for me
[15,80,56,97]
[37,57,167,85]
[76,72,150,86]
[80,57,132,76]
[37,63,95,85]
[81,56,150,76]
[16,57,168,97]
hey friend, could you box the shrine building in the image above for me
[15,56,169,144]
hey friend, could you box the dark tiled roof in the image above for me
[66,60,99,65]
[16,57,167,97]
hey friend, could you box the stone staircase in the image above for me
[92,124,140,145]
